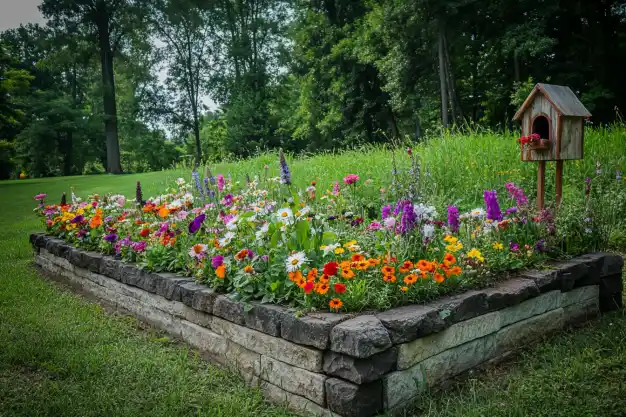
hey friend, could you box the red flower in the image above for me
[139,228,150,237]
[323,261,339,276]
[304,281,315,294]
[334,283,346,294]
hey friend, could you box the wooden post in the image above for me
[537,160,546,210]
[555,160,563,207]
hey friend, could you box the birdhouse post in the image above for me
[513,83,591,210]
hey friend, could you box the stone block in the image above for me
[211,316,323,372]
[563,298,599,326]
[34,233,48,249]
[599,274,623,312]
[244,303,288,337]
[225,340,261,378]
[397,311,500,370]
[100,256,122,280]
[323,348,397,384]
[484,278,539,311]
[213,295,246,325]
[183,306,212,328]
[280,311,348,349]
[260,356,326,405]
[602,254,624,277]
[553,260,589,292]
[178,282,206,307]
[499,290,560,328]
[179,319,229,359]
[82,251,103,273]
[325,378,383,417]
[376,304,446,344]
[42,247,74,270]
[560,285,599,308]
[432,290,489,325]
[520,269,561,292]
[330,315,392,359]
[260,381,333,417]
[496,308,564,354]
[120,264,142,286]
[29,232,44,248]
[191,288,217,314]
[154,272,190,302]
[68,247,90,270]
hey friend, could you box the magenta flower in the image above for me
[217,174,225,192]
[505,183,528,206]
[332,181,340,196]
[343,174,359,185]
[381,204,392,219]
[34,193,47,201]
[367,221,382,231]
[211,255,224,268]
[103,233,118,243]
[484,190,503,221]
[447,205,460,233]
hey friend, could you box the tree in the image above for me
[151,0,213,166]
[39,0,147,173]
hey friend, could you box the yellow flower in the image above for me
[335,247,345,254]
[445,241,463,252]
[467,248,485,262]
[343,240,357,248]
[443,235,458,244]
[492,242,504,250]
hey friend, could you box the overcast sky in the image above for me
[0,0,46,31]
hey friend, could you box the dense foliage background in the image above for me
[1,0,625,178]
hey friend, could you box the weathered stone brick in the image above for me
[323,348,397,384]
[560,285,599,308]
[330,315,392,359]
[376,304,446,344]
[563,298,599,325]
[432,290,489,325]
[260,381,332,417]
[260,356,327,405]
[178,282,206,307]
[245,302,288,337]
[553,259,589,292]
[483,278,539,311]
[280,311,348,348]
[325,378,383,417]
[191,288,217,314]
[213,295,246,325]
[179,319,229,359]
[499,290,560,328]
[496,308,564,354]
[520,269,561,292]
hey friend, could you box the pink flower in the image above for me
[33,193,47,201]
[367,221,382,231]
[343,174,359,185]
[217,174,225,192]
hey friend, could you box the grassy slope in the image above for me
[1,128,625,416]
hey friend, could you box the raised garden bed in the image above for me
[31,233,623,417]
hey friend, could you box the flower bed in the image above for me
[31,233,623,417]
[32,151,569,313]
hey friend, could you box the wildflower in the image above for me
[279,150,291,185]
[383,274,397,283]
[505,183,528,206]
[333,283,346,294]
[446,241,463,252]
[400,286,409,292]
[368,258,381,267]
[509,241,520,252]
[289,271,303,282]
[319,274,330,284]
[399,261,413,273]
[103,233,118,243]
[215,264,226,279]
[332,181,340,196]
[329,298,343,311]
[307,268,318,282]
[70,215,84,224]
[484,190,502,221]
[447,205,460,233]
[341,268,355,279]
[158,207,170,218]
[131,241,146,252]
[381,265,395,275]
[434,273,445,283]
[188,213,206,234]
[323,262,339,276]
[381,204,392,219]
[443,253,456,266]
[276,207,294,223]
[303,281,315,294]
[189,243,207,259]
[244,265,254,274]
[334,247,345,254]
[397,201,416,234]
[315,283,330,295]
[443,235,457,243]
[139,228,150,238]
[211,255,224,268]
[449,266,462,276]
[235,249,249,261]
[467,248,485,262]
[535,239,547,253]
[351,254,365,262]
[403,274,418,285]
[422,224,435,240]
[286,252,308,272]
[217,174,225,192]
[34,193,47,201]
[492,242,504,250]
[343,174,359,185]
[296,275,307,288]
[470,208,486,218]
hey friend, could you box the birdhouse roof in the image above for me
[513,83,592,120]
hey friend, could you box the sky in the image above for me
[0,0,46,32]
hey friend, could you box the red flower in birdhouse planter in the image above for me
[517,133,550,151]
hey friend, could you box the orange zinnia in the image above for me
[399,260,414,273]
[450,266,462,276]
[383,274,397,283]
[381,265,395,275]
[215,265,226,279]
[234,249,249,261]
[341,268,355,279]
[244,265,254,273]
[315,283,330,295]
[289,271,303,283]
[89,216,102,229]
[434,273,445,283]
[403,274,418,285]
[329,298,343,311]
[351,253,365,262]
[307,268,318,282]
[443,253,456,266]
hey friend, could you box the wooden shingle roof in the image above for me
[513,83,592,120]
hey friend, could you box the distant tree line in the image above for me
[1,0,625,178]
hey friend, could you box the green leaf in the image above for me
[295,219,310,247]
[270,230,281,248]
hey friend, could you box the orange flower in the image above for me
[341,268,355,279]
[449,266,462,276]
[244,265,254,273]
[400,286,409,292]
[383,274,397,283]
[158,207,170,218]
[307,268,318,282]
[367,258,381,267]
[339,260,352,269]
[215,264,226,279]
[315,283,330,295]
[434,273,445,283]
[296,276,307,288]
[319,274,330,284]
[289,271,303,283]
[443,253,456,266]
[381,265,395,275]
[355,260,369,271]
[235,249,249,261]
[142,204,154,213]
[417,260,429,271]
[403,274,418,285]
[351,253,365,262]
[89,215,102,229]
[329,298,343,311]
[399,260,414,273]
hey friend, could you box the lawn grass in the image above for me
[1,127,625,416]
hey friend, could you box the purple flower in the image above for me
[381,204,392,219]
[77,229,87,238]
[104,233,118,243]
[132,241,147,252]
[192,170,204,199]
[222,194,234,207]
[447,205,459,233]
[505,207,517,216]
[262,255,269,262]
[534,239,547,253]
[505,183,528,207]
[217,174,225,192]
[332,182,340,196]
[351,217,364,227]
[211,255,224,268]
[34,193,47,201]
[247,249,255,259]
[70,215,84,224]
[279,150,291,185]
[509,241,520,252]
[188,214,206,234]
[398,201,416,234]
[484,190,502,221]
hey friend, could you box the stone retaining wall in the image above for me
[30,233,623,417]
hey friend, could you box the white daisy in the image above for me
[225,215,239,231]
[285,252,308,272]
[188,243,207,259]
[276,207,294,224]
[218,231,235,247]
[470,208,486,218]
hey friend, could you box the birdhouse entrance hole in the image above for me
[532,115,550,140]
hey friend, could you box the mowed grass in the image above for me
[1,127,625,416]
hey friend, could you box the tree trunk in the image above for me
[513,49,520,82]
[63,131,73,176]
[444,34,462,123]
[97,7,122,174]
[438,19,450,128]
[193,116,202,167]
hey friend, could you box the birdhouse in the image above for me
[513,83,591,162]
